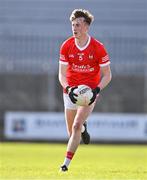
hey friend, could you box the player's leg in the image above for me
[60,103,95,172]
[63,93,77,136]
[67,104,95,152]
[81,97,98,144]
[65,107,90,143]
[60,94,77,172]
[64,108,77,136]
[60,108,76,172]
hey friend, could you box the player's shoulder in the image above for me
[61,36,74,49]
[91,37,104,48]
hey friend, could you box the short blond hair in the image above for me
[70,9,94,25]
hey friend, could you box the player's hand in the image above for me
[89,87,100,105]
[66,86,78,104]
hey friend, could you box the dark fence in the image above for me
[0,34,146,75]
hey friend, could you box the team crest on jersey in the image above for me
[77,53,84,61]
[89,54,94,59]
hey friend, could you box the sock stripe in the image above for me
[66,151,74,160]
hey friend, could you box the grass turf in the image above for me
[0,143,147,180]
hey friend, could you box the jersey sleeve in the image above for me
[59,41,69,65]
[97,44,110,67]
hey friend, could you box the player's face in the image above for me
[71,18,89,39]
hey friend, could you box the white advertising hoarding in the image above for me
[4,112,68,140]
[4,112,147,142]
[88,113,147,141]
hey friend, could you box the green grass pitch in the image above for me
[0,143,147,180]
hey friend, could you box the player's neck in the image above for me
[75,34,89,48]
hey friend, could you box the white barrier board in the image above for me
[4,112,147,142]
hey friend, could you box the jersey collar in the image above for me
[75,35,91,51]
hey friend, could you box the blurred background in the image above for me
[0,0,147,142]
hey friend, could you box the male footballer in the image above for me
[58,9,112,172]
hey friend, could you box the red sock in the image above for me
[66,151,74,160]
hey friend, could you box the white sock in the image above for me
[81,125,85,133]
[63,158,71,168]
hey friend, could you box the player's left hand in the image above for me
[89,87,100,105]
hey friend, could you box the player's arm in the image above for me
[99,64,112,90]
[58,63,78,103]
[58,63,68,89]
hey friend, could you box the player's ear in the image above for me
[84,22,89,30]
[85,25,89,32]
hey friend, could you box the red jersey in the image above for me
[59,36,110,90]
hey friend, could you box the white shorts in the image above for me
[63,93,78,110]
[63,93,99,110]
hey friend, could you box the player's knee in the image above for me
[72,122,82,132]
